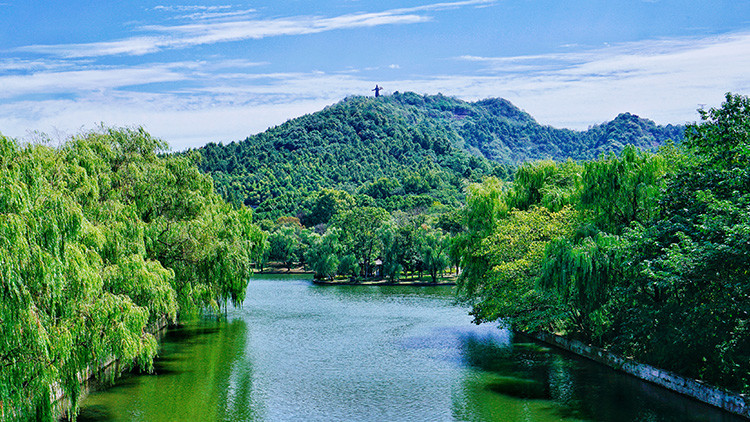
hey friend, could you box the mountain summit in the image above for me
[195,92,683,216]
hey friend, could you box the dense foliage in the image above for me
[260,200,453,284]
[617,94,750,390]
[195,92,681,219]
[0,128,266,421]
[456,93,749,393]
[0,91,724,421]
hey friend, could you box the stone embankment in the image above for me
[528,332,749,419]
[53,316,171,418]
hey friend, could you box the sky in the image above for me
[1,1,749,150]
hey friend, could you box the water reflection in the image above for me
[454,333,745,422]
[76,277,745,422]
[77,320,259,421]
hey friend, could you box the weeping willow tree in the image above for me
[507,159,582,212]
[580,145,671,234]
[539,234,623,343]
[0,127,266,421]
[457,148,672,339]
[456,171,580,331]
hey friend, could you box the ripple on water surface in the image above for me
[76,276,745,422]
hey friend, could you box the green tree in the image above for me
[330,207,390,278]
[301,189,356,227]
[0,127,262,421]
[268,225,300,270]
[338,254,360,280]
[580,145,669,234]
[615,93,750,391]
[420,227,449,283]
[457,202,578,331]
[378,222,403,282]
[306,229,342,280]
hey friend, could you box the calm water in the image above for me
[77,275,743,422]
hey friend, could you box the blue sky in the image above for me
[1,1,749,149]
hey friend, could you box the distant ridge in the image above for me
[383,92,683,165]
[194,92,683,217]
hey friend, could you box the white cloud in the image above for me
[17,1,488,58]
[0,64,188,98]
[0,93,336,151]
[453,32,750,127]
[2,30,748,149]
[0,58,76,72]
[152,5,233,12]
[152,5,257,22]
[390,0,495,13]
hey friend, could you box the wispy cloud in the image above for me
[0,58,76,72]
[2,29,748,150]
[454,32,750,126]
[0,58,272,100]
[152,5,257,22]
[0,64,188,99]
[389,0,495,13]
[18,1,492,58]
[152,5,233,12]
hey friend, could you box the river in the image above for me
[76,275,743,421]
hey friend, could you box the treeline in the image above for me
[0,128,267,421]
[195,92,681,219]
[456,93,750,393]
[392,93,684,165]
[257,189,459,283]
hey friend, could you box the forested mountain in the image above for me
[195,92,683,218]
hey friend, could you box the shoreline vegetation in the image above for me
[257,262,458,285]
[2,93,749,421]
[0,127,265,421]
[455,93,750,408]
[311,277,457,287]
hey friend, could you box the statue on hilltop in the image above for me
[372,85,383,97]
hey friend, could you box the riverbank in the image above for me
[257,262,458,285]
[523,332,750,419]
[312,272,458,286]
[312,278,456,286]
[54,316,171,420]
[255,263,314,274]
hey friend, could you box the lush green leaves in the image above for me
[195,93,680,219]
[456,93,750,394]
[612,94,750,391]
[0,127,262,420]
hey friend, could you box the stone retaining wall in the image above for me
[528,332,749,419]
[53,316,171,418]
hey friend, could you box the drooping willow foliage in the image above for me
[0,127,267,421]
[457,94,750,393]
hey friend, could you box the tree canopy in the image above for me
[0,127,264,421]
[193,93,681,218]
[455,93,750,394]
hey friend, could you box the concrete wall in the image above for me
[529,332,750,419]
[53,316,171,418]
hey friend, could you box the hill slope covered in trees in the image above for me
[196,92,683,218]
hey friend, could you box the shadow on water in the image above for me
[308,280,458,302]
[76,318,260,422]
[75,278,746,422]
[455,331,747,422]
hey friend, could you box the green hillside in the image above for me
[196,92,683,219]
